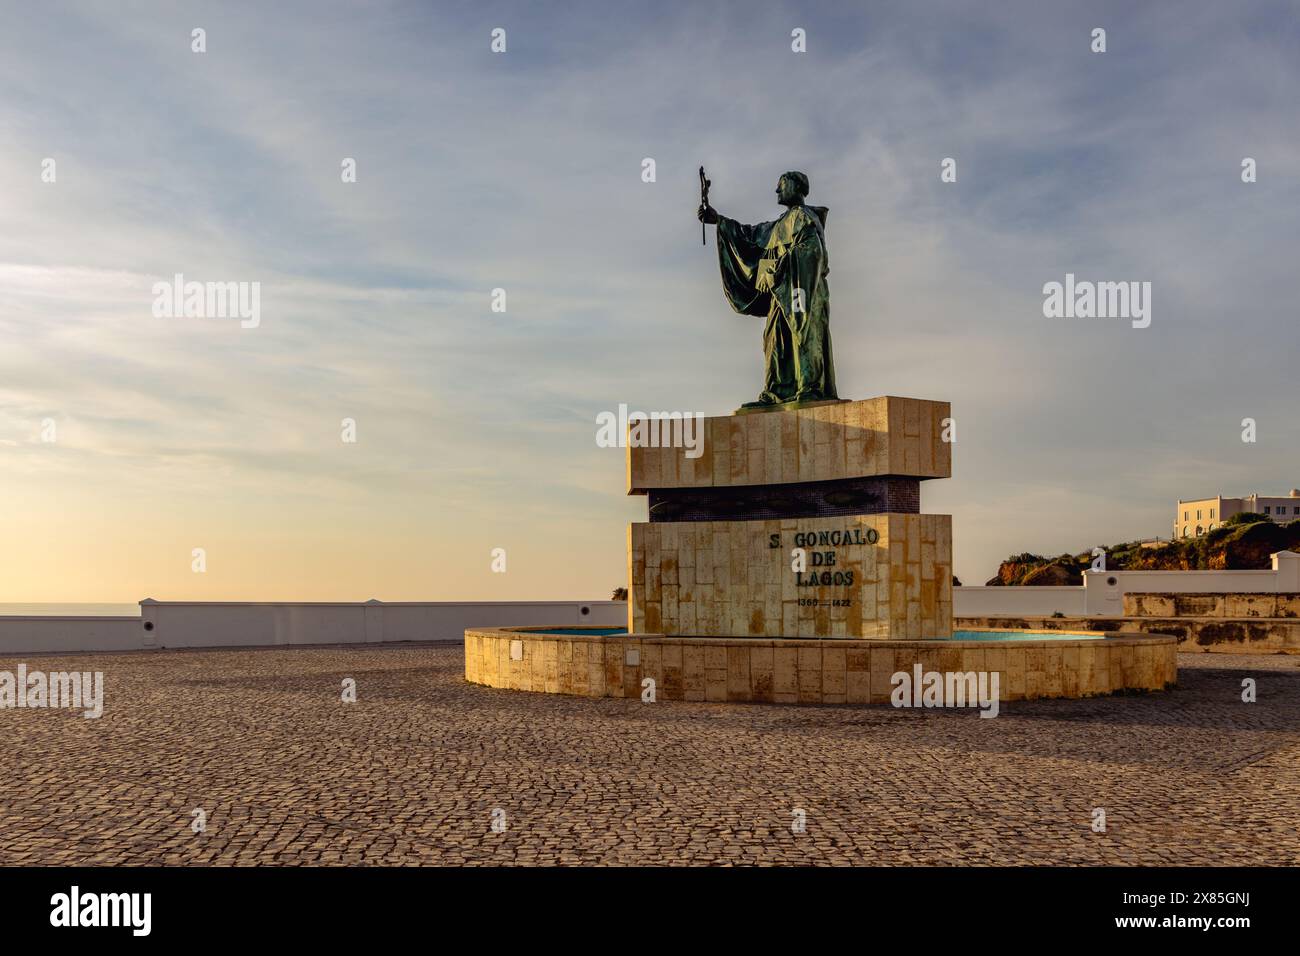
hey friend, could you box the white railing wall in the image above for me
[0,616,143,655]
[953,587,1086,618]
[6,552,1300,653]
[0,601,627,655]
[956,550,1300,618]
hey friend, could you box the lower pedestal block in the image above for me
[628,513,952,640]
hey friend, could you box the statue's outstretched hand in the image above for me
[697,204,719,225]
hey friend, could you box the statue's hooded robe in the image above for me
[715,199,837,404]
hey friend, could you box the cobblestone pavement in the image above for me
[0,645,1296,866]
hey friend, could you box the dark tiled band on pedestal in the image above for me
[646,475,920,522]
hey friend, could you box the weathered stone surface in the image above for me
[630,513,952,640]
[627,395,950,494]
[466,628,1176,702]
[1124,591,1300,622]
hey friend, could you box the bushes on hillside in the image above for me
[986,517,1300,584]
[1224,511,1271,527]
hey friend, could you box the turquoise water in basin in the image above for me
[526,628,1103,641]
[955,629,1102,641]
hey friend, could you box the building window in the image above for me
[1183,510,1189,521]
[1265,506,1272,515]
[1210,509,1216,519]
[1197,509,1202,520]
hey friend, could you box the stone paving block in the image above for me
[2,645,1290,867]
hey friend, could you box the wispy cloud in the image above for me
[1,0,1297,598]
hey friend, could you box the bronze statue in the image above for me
[698,171,837,409]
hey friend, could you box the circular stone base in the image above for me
[464,627,1177,704]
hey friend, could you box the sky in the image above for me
[1,0,1298,601]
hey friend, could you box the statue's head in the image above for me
[775,171,809,206]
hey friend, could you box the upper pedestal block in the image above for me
[627,396,951,495]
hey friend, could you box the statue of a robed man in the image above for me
[698,170,837,409]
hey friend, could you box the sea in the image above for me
[0,603,141,617]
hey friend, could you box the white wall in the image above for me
[0,616,143,655]
[954,587,1085,618]
[9,555,1298,652]
[0,601,627,655]
[1083,550,1300,614]
[956,551,1300,618]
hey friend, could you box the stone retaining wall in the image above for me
[465,627,1176,704]
[957,615,1300,654]
[1124,592,1300,618]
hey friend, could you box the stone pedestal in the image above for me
[627,396,952,640]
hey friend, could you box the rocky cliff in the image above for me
[985,518,1300,586]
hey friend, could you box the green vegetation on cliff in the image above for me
[986,516,1300,586]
